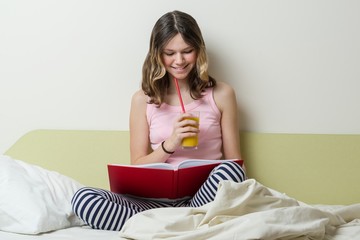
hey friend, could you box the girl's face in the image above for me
[161,33,197,81]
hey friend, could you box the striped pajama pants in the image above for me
[71,161,246,231]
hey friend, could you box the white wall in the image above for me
[1,0,360,153]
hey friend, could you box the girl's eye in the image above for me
[163,49,193,56]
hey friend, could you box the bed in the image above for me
[1,129,360,239]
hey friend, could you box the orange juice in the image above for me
[182,114,199,149]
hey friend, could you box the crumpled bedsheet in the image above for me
[118,179,360,240]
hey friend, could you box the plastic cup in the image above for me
[181,111,200,149]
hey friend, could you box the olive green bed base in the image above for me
[5,130,360,205]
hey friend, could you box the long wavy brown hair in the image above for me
[142,10,216,106]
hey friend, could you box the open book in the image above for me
[107,159,244,199]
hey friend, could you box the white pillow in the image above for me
[0,155,85,234]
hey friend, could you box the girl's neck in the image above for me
[166,77,192,105]
[168,76,189,93]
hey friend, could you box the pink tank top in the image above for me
[146,87,222,166]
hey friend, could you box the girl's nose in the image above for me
[174,53,185,64]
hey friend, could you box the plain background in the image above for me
[1,0,360,153]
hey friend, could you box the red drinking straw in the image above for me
[174,78,186,113]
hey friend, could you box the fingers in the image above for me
[169,113,199,148]
[178,113,199,128]
[177,114,200,139]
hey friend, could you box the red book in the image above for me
[107,159,244,200]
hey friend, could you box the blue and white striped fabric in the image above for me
[72,161,246,231]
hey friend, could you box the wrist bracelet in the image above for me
[161,141,175,154]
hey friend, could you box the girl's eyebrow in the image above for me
[163,46,194,52]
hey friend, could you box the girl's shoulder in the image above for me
[132,89,147,100]
[131,89,148,108]
[213,81,236,97]
[212,81,237,111]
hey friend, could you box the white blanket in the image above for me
[119,179,360,240]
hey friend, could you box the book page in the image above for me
[177,159,238,169]
[109,159,240,170]
[109,162,175,170]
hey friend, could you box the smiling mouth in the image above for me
[172,65,188,71]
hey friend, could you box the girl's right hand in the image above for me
[164,112,200,152]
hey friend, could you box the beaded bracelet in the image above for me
[161,141,175,154]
